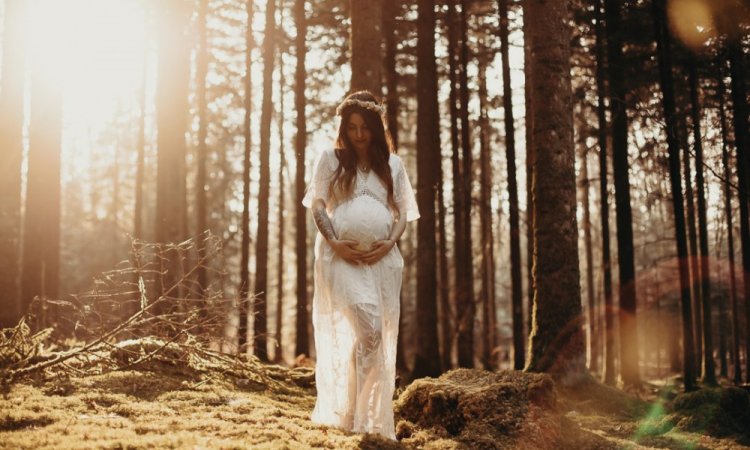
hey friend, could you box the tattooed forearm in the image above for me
[313,203,337,241]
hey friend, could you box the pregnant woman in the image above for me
[302,91,419,440]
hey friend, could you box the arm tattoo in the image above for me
[313,204,337,241]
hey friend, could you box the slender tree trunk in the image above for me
[477,51,496,370]
[653,0,696,391]
[350,0,382,94]
[498,0,523,371]
[718,73,742,385]
[688,60,716,385]
[294,0,309,358]
[447,0,464,368]
[275,46,286,364]
[413,0,441,379]
[196,0,210,296]
[605,0,640,387]
[239,0,254,353]
[681,108,703,366]
[595,0,615,384]
[134,6,148,242]
[456,0,475,368]
[524,0,584,376]
[254,0,278,362]
[522,0,535,343]
[580,145,596,373]
[0,0,27,326]
[22,34,63,326]
[154,0,190,314]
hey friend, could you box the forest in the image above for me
[1,0,750,448]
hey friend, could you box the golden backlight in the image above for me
[24,0,147,169]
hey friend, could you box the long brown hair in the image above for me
[328,91,398,214]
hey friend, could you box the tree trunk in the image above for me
[522,0,535,343]
[154,1,190,250]
[350,0,382,94]
[652,0,696,391]
[498,0,523,371]
[524,0,584,376]
[680,107,702,366]
[728,40,750,384]
[605,0,639,387]
[718,72,742,385]
[21,25,63,326]
[275,45,287,364]
[196,0,210,297]
[294,0,309,358]
[688,60,716,385]
[412,0,441,379]
[595,0,614,384]
[383,0,399,149]
[134,6,148,242]
[0,0,27,326]
[254,0,277,362]
[239,0,254,353]
[477,49,496,370]
[456,0,475,369]
[580,144,596,373]
[447,0,464,368]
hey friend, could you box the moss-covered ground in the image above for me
[1,350,749,449]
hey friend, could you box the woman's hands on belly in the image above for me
[359,239,395,265]
[329,238,367,264]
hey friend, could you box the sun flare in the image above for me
[24,0,148,171]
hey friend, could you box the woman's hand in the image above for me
[329,239,366,264]
[359,239,395,265]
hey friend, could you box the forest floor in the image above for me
[1,341,749,449]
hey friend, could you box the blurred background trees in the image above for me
[1,0,749,389]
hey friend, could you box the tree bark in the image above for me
[294,0,309,358]
[477,49,496,370]
[524,0,585,376]
[728,39,750,384]
[498,0,523,371]
[595,0,614,384]
[21,23,63,326]
[522,0,535,343]
[447,0,464,369]
[605,0,639,387]
[239,0,254,353]
[652,0,696,391]
[412,0,441,379]
[350,0,382,94]
[456,0,475,369]
[254,0,278,362]
[718,72,742,385]
[688,60,716,385]
[154,1,190,248]
[383,0,399,149]
[196,0,210,297]
[275,45,287,364]
[680,107,702,366]
[0,0,27,326]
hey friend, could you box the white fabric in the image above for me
[303,149,419,440]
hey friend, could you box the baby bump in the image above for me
[332,196,393,251]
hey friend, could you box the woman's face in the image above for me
[346,112,372,154]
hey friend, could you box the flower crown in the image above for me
[335,98,386,116]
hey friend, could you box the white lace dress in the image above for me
[302,149,419,440]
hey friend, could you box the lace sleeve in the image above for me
[302,150,335,209]
[393,156,420,222]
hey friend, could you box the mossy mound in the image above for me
[394,369,612,449]
[669,386,750,439]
